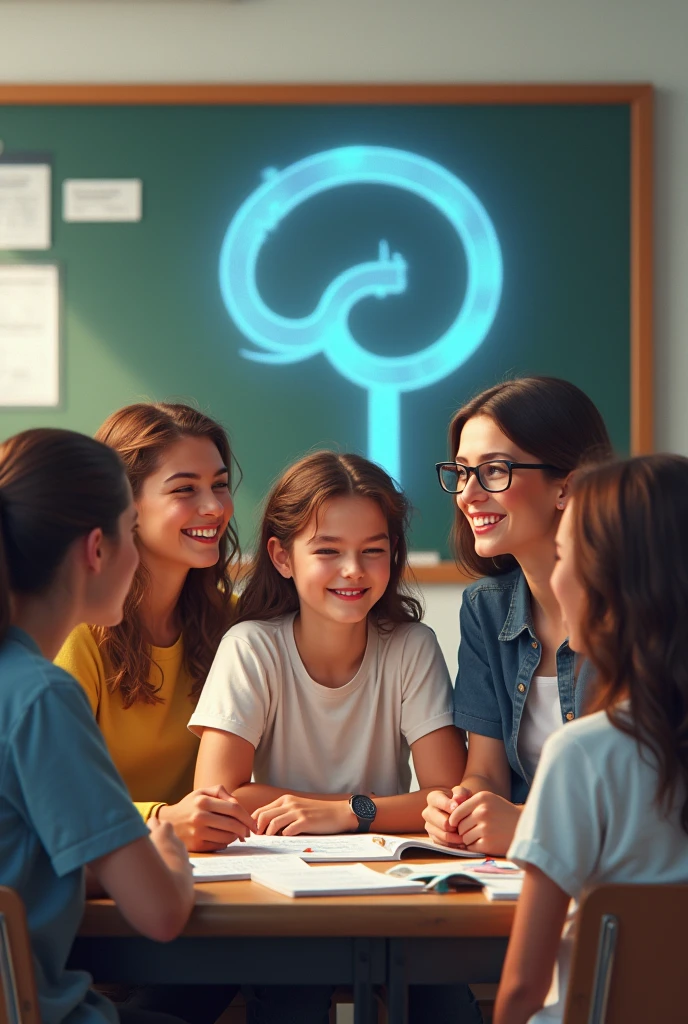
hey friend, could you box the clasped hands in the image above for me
[252,795,356,837]
[163,786,355,852]
[422,785,522,856]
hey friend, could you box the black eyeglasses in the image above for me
[435,460,562,494]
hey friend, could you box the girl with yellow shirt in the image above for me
[56,403,255,851]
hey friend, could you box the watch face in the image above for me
[351,794,376,820]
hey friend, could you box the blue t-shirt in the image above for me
[0,627,149,1024]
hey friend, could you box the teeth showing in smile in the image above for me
[473,515,504,527]
[332,589,366,596]
[184,527,218,538]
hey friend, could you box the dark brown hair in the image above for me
[235,451,421,627]
[447,376,612,578]
[0,428,130,643]
[570,454,688,834]
[92,403,239,707]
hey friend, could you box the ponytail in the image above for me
[0,429,130,644]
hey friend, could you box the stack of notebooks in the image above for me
[189,834,523,900]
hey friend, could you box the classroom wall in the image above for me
[1,0,686,665]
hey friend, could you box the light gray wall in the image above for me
[2,0,685,663]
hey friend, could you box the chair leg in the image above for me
[587,914,619,1024]
[0,913,22,1024]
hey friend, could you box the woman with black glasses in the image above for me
[423,377,612,855]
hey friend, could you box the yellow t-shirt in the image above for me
[55,623,199,822]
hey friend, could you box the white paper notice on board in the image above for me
[0,164,52,250]
[0,264,60,406]
[63,179,142,222]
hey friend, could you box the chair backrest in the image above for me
[564,883,688,1024]
[0,888,39,1024]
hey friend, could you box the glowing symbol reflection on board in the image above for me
[218,146,502,483]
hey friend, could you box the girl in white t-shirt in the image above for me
[495,454,688,1024]
[191,451,478,1024]
[191,449,467,833]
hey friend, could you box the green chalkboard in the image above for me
[0,88,644,559]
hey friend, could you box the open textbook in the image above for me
[387,859,524,901]
[250,861,428,898]
[209,833,483,863]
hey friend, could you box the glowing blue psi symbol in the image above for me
[219,146,503,483]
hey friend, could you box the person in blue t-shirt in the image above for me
[424,377,612,857]
[0,427,252,1024]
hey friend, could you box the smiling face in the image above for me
[551,502,588,653]
[268,495,392,629]
[455,414,565,564]
[134,435,234,574]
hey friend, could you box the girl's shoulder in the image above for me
[56,621,101,660]
[463,565,523,601]
[374,618,440,653]
[461,567,527,636]
[0,630,90,731]
[54,621,107,684]
[542,709,626,767]
[222,613,295,651]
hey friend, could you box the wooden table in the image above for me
[71,856,516,1024]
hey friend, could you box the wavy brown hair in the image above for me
[447,376,612,578]
[92,403,239,707]
[0,429,130,643]
[570,454,688,834]
[235,451,421,627]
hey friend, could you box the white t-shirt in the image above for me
[188,614,454,796]
[509,708,688,1024]
[517,675,561,779]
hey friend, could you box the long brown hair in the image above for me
[92,403,239,707]
[236,451,421,627]
[447,376,612,578]
[570,454,688,834]
[0,429,130,643]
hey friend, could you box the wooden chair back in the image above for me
[564,883,688,1024]
[0,888,39,1024]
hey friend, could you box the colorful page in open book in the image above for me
[387,859,524,899]
[212,833,482,862]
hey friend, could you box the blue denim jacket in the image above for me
[453,567,593,804]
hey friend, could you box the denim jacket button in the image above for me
[566,711,574,721]
[531,641,538,649]
[517,683,526,693]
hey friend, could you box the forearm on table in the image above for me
[460,772,510,799]
[156,854,196,903]
[233,784,432,832]
[232,782,351,812]
[367,790,436,833]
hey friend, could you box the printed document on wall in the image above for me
[0,264,60,406]
[0,164,51,250]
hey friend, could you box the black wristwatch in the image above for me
[349,794,377,833]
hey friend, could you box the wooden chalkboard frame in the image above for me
[0,83,653,583]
